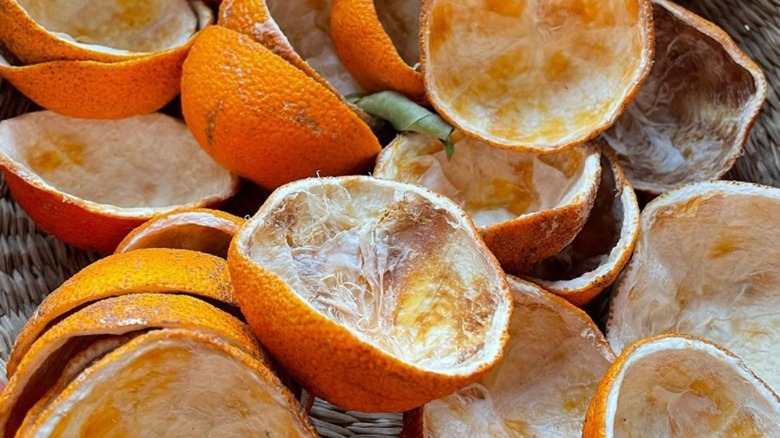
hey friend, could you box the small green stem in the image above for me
[350,91,456,159]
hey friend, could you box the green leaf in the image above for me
[352,91,457,159]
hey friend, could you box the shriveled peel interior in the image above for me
[424,278,613,436]
[26,330,312,438]
[17,0,200,54]
[242,177,509,373]
[608,183,780,393]
[375,0,422,66]
[529,154,638,293]
[423,0,652,149]
[19,334,140,434]
[0,112,235,213]
[606,338,780,437]
[602,2,764,192]
[374,133,600,228]
[119,212,239,256]
[266,0,361,95]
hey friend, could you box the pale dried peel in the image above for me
[602,0,767,193]
[266,0,361,95]
[421,277,614,437]
[22,329,316,437]
[608,181,780,394]
[0,111,236,216]
[116,210,243,256]
[241,176,509,373]
[375,0,422,66]
[527,152,640,305]
[421,0,654,150]
[596,336,780,437]
[18,334,140,434]
[17,0,202,55]
[374,132,600,228]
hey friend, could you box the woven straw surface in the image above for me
[0,0,777,436]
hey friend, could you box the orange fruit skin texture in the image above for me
[486,194,597,275]
[0,46,187,119]
[0,293,261,438]
[6,248,237,378]
[114,207,245,255]
[330,0,425,101]
[181,26,381,190]
[217,0,336,93]
[228,241,501,413]
[0,168,228,255]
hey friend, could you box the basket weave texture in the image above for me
[0,0,778,436]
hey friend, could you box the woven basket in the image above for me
[0,1,777,436]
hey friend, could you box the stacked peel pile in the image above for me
[0,0,777,437]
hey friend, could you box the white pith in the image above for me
[0,112,236,217]
[237,176,511,375]
[602,0,767,193]
[374,132,600,228]
[422,0,653,149]
[26,330,313,438]
[608,181,780,394]
[603,337,780,437]
[17,0,212,55]
[423,277,614,437]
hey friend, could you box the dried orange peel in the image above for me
[229,176,512,412]
[607,181,780,393]
[420,0,654,151]
[219,0,362,96]
[331,0,425,101]
[405,277,614,437]
[602,0,767,193]
[115,208,245,256]
[181,25,380,190]
[0,46,187,119]
[6,248,238,378]
[584,335,780,437]
[0,111,239,254]
[0,293,258,438]
[0,0,213,63]
[527,149,640,306]
[19,329,317,437]
[374,132,601,273]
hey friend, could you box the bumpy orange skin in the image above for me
[484,193,597,275]
[115,208,245,255]
[0,46,187,119]
[217,0,335,91]
[6,248,237,377]
[0,169,231,255]
[331,0,425,101]
[228,241,501,412]
[181,26,381,190]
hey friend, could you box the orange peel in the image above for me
[19,329,317,437]
[527,149,640,306]
[602,0,767,193]
[229,176,512,412]
[420,0,655,151]
[6,248,238,378]
[608,181,780,394]
[115,208,244,257]
[584,335,780,437]
[374,132,602,273]
[0,0,213,63]
[404,277,614,437]
[0,111,238,254]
